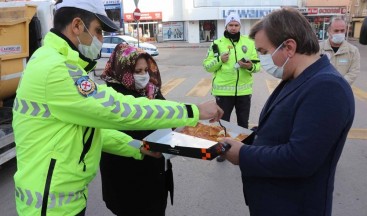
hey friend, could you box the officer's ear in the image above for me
[71,18,85,36]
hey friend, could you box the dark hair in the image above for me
[249,7,319,55]
[53,6,97,32]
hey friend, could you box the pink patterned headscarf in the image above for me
[100,43,161,98]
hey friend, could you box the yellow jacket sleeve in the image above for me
[101,129,143,160]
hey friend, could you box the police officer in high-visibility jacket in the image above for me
[12,0,223,215]
[203,13,260,162]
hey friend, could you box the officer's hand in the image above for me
[238,60,253,70]
[220,137,244,165]
[197,100,224,123]
[221,52,229,63]
[140,146,162,158]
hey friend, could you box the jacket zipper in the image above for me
[41,158,56,216]
[79,127,95,172]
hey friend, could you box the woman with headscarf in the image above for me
[100,43,173,216]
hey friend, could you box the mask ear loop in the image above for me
[272,41,286,56]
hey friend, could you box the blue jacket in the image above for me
[239,55,355,216]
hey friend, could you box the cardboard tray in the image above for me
[142,120,252,160]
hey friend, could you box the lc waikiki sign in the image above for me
[221,7,280,19]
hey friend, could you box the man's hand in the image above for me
[221,52,229,63]
[140,146,162,158]
[220,137,244,165]
[197,100,224,123]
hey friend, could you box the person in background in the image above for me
[203,13,260,162]
[100,44,172,216]
[12,0,223,215]
[222,8,354,216]
[203,21,212,41]
[319,16,360,85]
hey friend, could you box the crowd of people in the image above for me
[12,0,361,215]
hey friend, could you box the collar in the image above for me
[323,39,349,55]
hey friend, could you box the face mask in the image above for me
[133,73,150,89]
[77,22,103,60]
[259,42,289,79]
[331,33,345,44]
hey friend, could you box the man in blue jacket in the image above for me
[222,8,355,216]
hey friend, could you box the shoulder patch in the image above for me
[75,76,97,97]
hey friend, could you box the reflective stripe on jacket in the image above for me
[13,32,199,215]
[203,35,260,96]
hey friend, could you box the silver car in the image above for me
[101,35,159,57]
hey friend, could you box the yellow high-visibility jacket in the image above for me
[203,35,260,96]
[13,30,199,216]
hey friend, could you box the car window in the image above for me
[111,37,124,44]
[103,37,111,43]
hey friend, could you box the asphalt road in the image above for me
[1,42,366,216]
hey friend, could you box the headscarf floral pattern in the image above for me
[101,43,161,99]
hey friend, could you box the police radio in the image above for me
[212,43,219,61]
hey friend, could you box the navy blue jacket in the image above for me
[239,55,355,216]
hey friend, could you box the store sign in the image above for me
[105,4,120,10]
[103,0,120,4]
[307,7,347,15]
[221,8,280,19]
[297,8,308,14]
[308,8,318,14]
[125,12,162,21]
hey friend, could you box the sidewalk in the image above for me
[151,41,211,48]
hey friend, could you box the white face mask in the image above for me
[331,33,345,44]
[77,22,103,60]
[259,42,289,79]
[133,73,150,89]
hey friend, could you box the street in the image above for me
[1,42,366,216]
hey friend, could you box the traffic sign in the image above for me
[133,8,141,21]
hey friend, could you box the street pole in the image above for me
[137,20,140,48]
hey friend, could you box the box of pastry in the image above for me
[142,120,252,160]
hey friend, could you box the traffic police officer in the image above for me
[13,0,223,215]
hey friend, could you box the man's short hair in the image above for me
[249,7,319,55]
[328,16,347,30]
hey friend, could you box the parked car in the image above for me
[101,35,159,57]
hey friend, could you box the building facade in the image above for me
[121,0,300,43]
[349,0,367,38]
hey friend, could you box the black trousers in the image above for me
[215,95,251,128]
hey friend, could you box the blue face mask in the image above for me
[258,42,289,79]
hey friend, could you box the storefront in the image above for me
[199,20,217,42]
[303,7,347,40]
[124,12,162,42]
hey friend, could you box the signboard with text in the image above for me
[220,8,280,19]
[307,7,347,15]
[124,12,162,22]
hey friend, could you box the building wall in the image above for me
[305,0,350,7]
[123,0,301,43]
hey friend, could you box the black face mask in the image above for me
[224,30,240,42]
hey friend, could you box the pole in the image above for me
[137,20,140,48]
